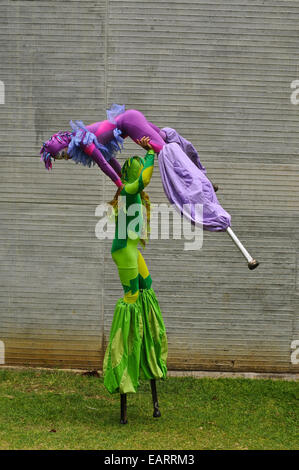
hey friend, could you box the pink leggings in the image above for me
[116,109,166,153]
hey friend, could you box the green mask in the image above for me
[121,156,145,183]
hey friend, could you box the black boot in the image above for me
[212,182,219,193]
[120,393,128,424]
[150,379,161,418]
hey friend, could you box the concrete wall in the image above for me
[0,0,298,372]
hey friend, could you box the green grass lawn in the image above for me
[0,368,298,450]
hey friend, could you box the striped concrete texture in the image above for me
[0,0,298,372]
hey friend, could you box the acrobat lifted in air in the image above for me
[40,104,259,269]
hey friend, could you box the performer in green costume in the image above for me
[103,137,168,424]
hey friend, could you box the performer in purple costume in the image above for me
[40,104,231,232]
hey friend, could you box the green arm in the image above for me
[121,149,155,196]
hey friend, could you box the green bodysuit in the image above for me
[111,149,154,303]
[103,149,168,394]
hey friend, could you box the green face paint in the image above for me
[121,156,145,183]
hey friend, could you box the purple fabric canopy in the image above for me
[158,142,231,232]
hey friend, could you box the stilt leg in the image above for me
[226,227,259,270]
[120,393,128,424]
[151,379,161,418]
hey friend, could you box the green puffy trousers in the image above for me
[103,288,168,394]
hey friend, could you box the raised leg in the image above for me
[150,379,161,418]
[120,393,128,424]
[115,109,166,154]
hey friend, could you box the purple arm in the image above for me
[109,157,122,177]
[82,143,123,187]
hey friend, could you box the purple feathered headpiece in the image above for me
[40,131,72,170]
